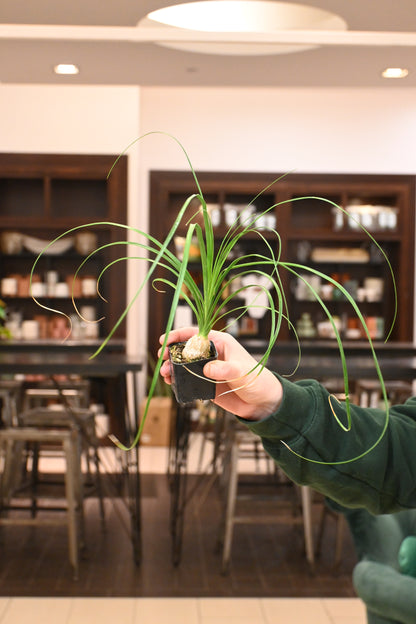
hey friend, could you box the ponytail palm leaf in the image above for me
[30,133,395,462]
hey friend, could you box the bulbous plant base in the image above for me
[169,340,218,404]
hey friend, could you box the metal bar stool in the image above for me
[316,500,347,569]
[0,426,82,579]
[356,379,414,408]
[22,378,90,410]
[19,377,104,523]
[18,404,105,525]
[218,418,315,574]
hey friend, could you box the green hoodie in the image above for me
[241,376,416,515]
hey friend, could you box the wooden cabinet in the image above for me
[148,171,415,353]
[0,154,127,344]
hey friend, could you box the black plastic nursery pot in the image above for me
[168,341,218,404]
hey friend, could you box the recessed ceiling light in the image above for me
[382,67,409,79]
[54,63,79,75]
[139,0,347,56]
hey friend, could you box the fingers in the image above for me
[158,327,242,360]
[159,359,172,381]
[159,326,198,347]
[157,327,283,420]
[158,329,225,388]
[203,359,244,383]
[158,327,199,363]
[158,329,253,383]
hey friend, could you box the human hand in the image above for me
[159,327,283,420]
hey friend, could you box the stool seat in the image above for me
[19,405,105,523]
[23,379,90,410]
[356,379,413,408]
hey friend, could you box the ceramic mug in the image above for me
[82,277,97,297]
[55,282,70,297]
[1,277,18,297]
[75,231,98,255]
[21,320,39,340]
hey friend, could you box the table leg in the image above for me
[122,371,142,566]
[168,403,192,566]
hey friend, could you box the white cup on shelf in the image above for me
[224,205,238,226]
[55,282,70,297]
[21,320,39,340]
[1,277,18,297]
[80,306,96,321]
[84,322,99,339]
[30,282,47,298]
[82,278,97,297]
[364,277,383,301]
[46,270,59,296]
[75,231,97,255]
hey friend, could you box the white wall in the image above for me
[0,84,140,155]
[139,86,416,174]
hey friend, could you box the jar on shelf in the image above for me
[296,313,317,338]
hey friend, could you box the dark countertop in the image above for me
[0,337,414,381]
[0,338,126,352]
[0,349,142,376]
[240,340,416,381]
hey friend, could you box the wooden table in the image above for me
[0,348,144,564]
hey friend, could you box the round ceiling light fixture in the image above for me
[138,0,348,56]
[54,63,79,75]
[381,67,409,79]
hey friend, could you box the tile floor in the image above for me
[0,433,366,622]
[0,597,366,624]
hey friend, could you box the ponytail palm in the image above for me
[30,132,395,462]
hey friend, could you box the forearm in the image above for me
[240,376,416,514]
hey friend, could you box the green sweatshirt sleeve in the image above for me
[240,376,416,514]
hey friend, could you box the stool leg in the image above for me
[79,419,105,525]
[1,439,25,505]
[92,447,105,525]
[300,486,315,567]
[75,433,86,552]
[334,513,346,567]
[63,433,80,580]
[30,443,40,518]
[0,439,15,506]
[221,438,239,574]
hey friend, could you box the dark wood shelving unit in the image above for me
[148,171,415,354]
[0,153,128,344]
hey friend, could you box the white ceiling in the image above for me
[1,0,415,87]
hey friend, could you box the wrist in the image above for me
[243,373,283,421]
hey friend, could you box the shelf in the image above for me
[292,299,383,305]
[148,170,415,349]
[0,153,127,343]
[288,230,402,242]
[1,297,100,302]
[0,338,126,352]
[50,179,108,220]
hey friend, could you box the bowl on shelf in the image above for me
[23,234,74,255]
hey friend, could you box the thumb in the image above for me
[204,359,243,381]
